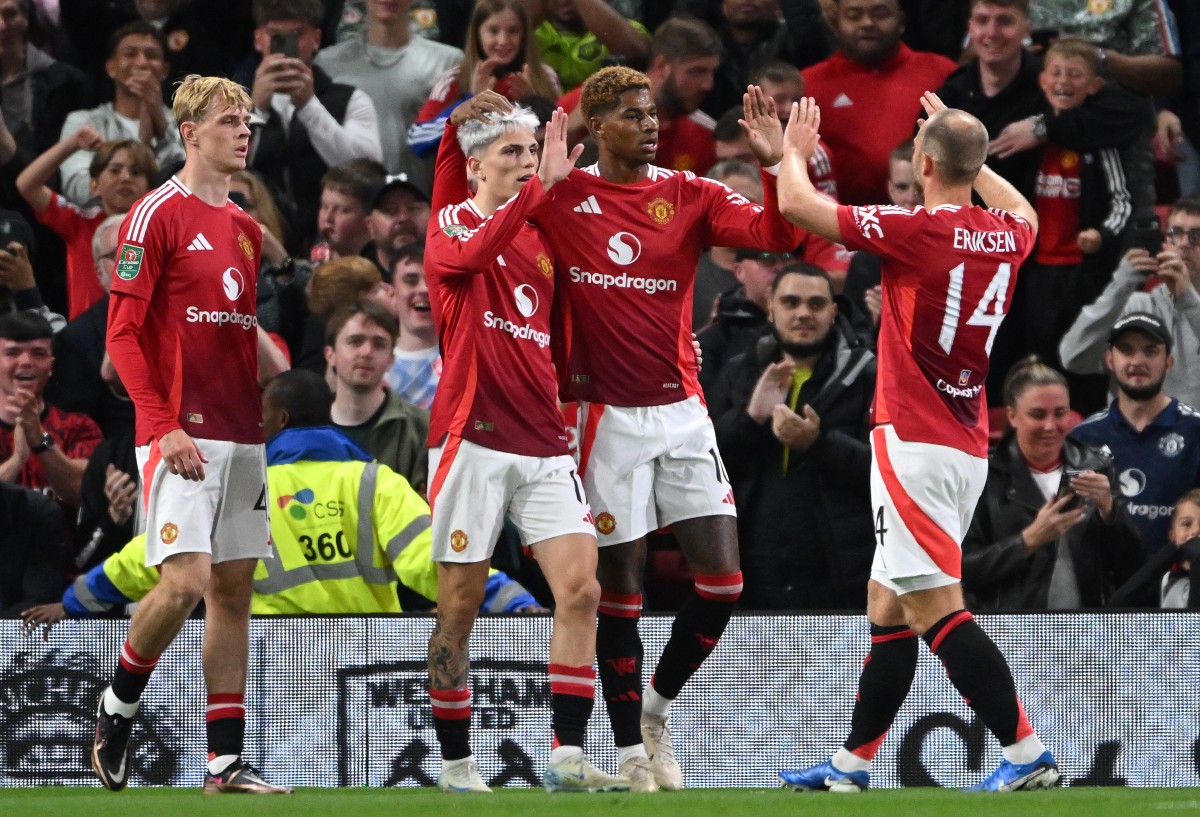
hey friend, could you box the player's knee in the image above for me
[158,572,208,610]
[558,573,601,617]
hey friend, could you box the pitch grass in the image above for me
[2,787,1197,817]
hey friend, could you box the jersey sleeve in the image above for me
[431,120,471,213]
[106,207,180,441]
[698,170,801,253]
[428,177,549,277]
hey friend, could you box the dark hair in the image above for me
[89,139,157,181]
[394,241,425,267]
[1170,195,1200,218]
[253,0,323,27]
[0,310,53,342]
[1002,354,1068,408]
[970,0,1029,13]
[713,105,745,142]
[264,369,333,428]
[107,20,167,60]
[772,261,832,294]
[749,58,801,88]
[581,66,651,121]
[325,298,399,347]
[322,159,386,210]
[890,138,915,164]
[651,16,721,62]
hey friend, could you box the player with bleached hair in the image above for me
[93,74,290,794]
[422,92,628,794]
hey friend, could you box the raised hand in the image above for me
[449,90,513,126]
[783,98,821,162]
[919,90,947,121]
[740,85,784,166]
[471,56,507,95]
[538,107,584,190]
[71,125,105,152]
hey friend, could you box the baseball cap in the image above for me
[1108,311,1172,351]
[735,249,792,263]
[369,173,430,210]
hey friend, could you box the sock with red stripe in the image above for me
[650,572,742,700]
[430,687,472,761]
[549,664,594,749]
[110,639,159,706]
[206,693,245,765]
[841,624,918,764]
[923,610,1035,749]
[596,592,643,747]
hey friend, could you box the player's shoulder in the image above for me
[122,178,189,243]
[1175,400,1200,423]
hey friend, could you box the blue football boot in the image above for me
[779,760,868,793]
[968,751,1060,792]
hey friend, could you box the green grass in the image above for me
[1,787,1196,817]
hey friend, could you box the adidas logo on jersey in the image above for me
[832,93,853,108]
[573,195,602,214]
[187,233,214,251]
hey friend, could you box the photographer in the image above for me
[962,357,1143,610]
[1059,195,1200,410]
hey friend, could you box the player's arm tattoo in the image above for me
[428,611,472,689]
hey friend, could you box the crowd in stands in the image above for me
[5,0,1200,620]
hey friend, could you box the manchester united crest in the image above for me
[595,512,616,536]
[450,530,469,552]
[646,197,675,226]
[237,233,255,261]
[1061,150,1079,169]
[536,253,553,278]
[160,523,179,545]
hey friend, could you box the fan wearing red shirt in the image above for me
[94,76,289,796]
[529,67,800,791]
[800,0,955,206]
[775,93,1059,794]
[422,94,627,794]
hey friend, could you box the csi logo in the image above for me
[606,232,641,266]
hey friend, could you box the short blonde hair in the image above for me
[581,66,651,121]
[173,74,253,125]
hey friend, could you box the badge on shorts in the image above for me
[450,530,469,552]
[160,522,179,545]
[116,243,144,280]
[595,512,616,536]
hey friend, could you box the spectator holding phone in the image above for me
[961,356,1143,610]
[247,0,382,255]
[1060,195,1200,410]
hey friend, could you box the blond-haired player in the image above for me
[93,75,290,795]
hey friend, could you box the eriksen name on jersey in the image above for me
[952,227,1016,254]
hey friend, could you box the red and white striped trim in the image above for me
[694,571,743,601]
[548,664,595,699]
[205,693,245,722]
[597,591,642,618]
[430,687,472,721]
[119,641,159,674]
[123,177,186,243]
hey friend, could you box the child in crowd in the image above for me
[15,129,155,318]
[1025,36,1142,370]
[1113,489,1200,608]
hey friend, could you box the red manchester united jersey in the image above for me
[535,165,798,407]
[837,203,1035,457]
[425,122,570,458]
[107,177,263,446]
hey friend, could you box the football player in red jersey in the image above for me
[528,67,800,791]
[422,94,628,793]
[95,75,290,795]
[775,92,1058,793]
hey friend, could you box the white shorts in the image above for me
[428,436,595,563]
[137,438,272,567]
[574,395,736,545]
[868,425,987,595]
